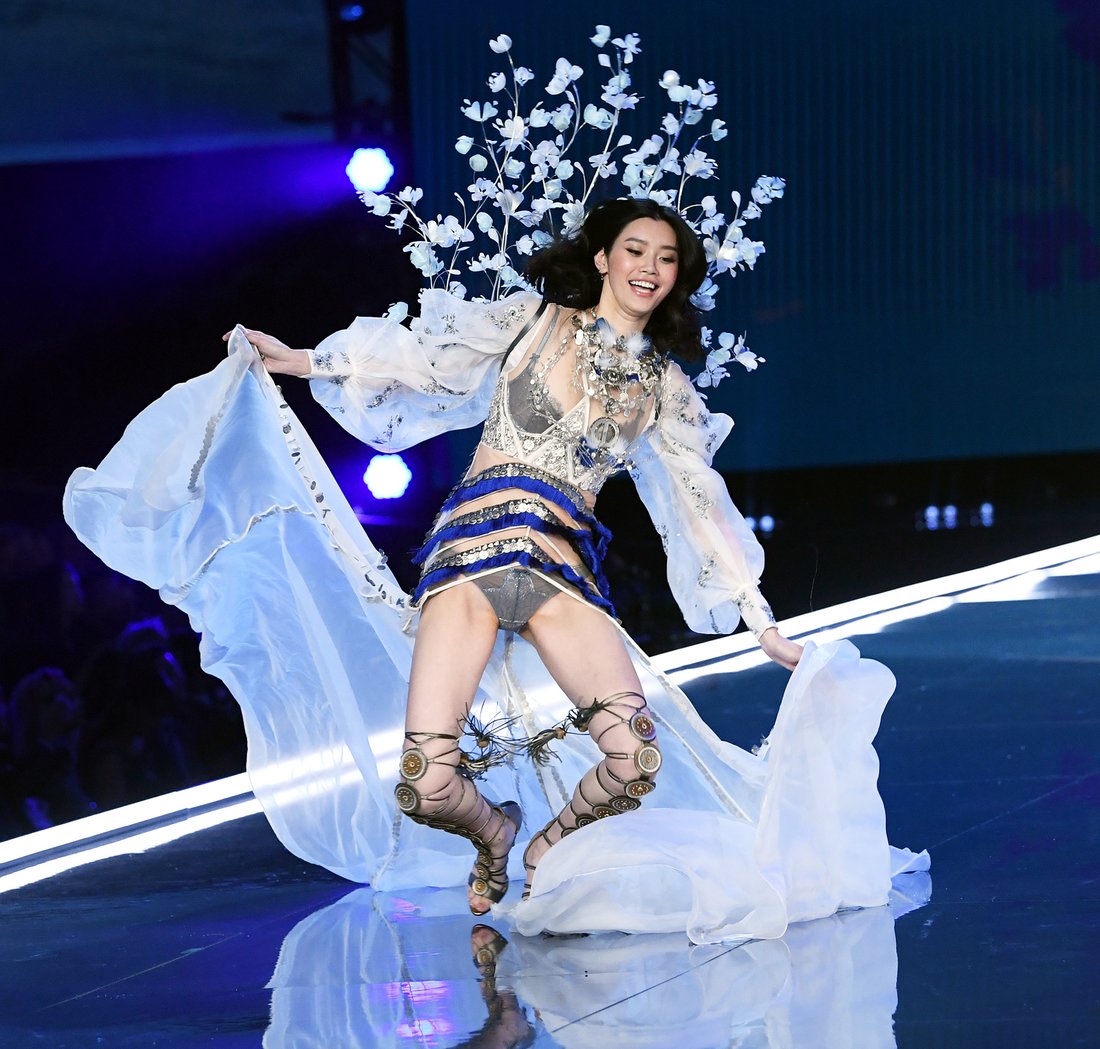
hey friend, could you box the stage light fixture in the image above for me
[339,4,365,21]
[943,504,958,529]
[759,514,775,534]
[345,147,394,193]
[744,515,757,532]
[363,453,412,499]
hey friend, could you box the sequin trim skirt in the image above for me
[411,464,616,618]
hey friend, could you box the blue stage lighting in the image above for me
[759,514,775,534]
[339,4,365,21]
[943,504,958,529]
[346,147,394,193]
[363,454,412,499]
[924,505,940,531]
[744,516,757,532]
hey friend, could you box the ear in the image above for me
[593,248,608,275]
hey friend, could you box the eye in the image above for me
[626,248,642,257]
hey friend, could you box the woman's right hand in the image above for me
[223,327,312,377]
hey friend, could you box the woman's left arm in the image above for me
[629,361,803,669]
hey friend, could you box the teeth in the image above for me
[630,281,656,290]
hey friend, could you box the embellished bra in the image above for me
[480,307,660,495]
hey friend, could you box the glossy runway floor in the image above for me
[2,540,1098,1047]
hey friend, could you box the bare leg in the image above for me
[398,584,520,915]
[519,593,660,894]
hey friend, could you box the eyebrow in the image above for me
[624,237,678,253]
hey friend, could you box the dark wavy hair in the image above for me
[523,198,708,362]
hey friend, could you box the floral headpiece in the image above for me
[359,26,784,388]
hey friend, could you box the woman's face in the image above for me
[593,217,680,331]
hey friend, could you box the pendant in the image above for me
[587,417,620,448]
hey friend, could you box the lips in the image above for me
[628,280,658,295]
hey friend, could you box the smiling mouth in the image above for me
[628,280,658,294]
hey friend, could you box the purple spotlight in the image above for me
[346,147,394,193]
[364,454,411,499]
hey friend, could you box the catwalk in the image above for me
[1,538,1097,1047]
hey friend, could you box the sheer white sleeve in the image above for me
[630,361,776,637]
[307,289,544,450]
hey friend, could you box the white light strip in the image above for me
[0,772,254,867]
[0,798,263,894]
[655,534,1100,675]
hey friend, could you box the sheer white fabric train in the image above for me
[63,327,928,944]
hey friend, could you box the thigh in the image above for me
[406,583,501,733]
[521,591,643,706]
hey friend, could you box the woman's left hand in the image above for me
[759,627,803,671]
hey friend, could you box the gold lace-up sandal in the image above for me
[521,690,661,899]
[394,730,523,914]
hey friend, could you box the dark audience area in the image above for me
[0,521,245,841]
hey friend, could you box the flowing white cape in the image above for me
[64,331,928,944]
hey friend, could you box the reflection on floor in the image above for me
[1,540,1097,1047]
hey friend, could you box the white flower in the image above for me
[454,135,475,155]
[469,154,488,172]
[532,230,553,249]
[549,103,574,131]
[542,178,563,200]
[667,84,692,103]
[424,215,471,247]
[589,151,617,178]
[530,139,561,169]
[475,212,495,233]
[689,277,718,311]
[404,241,443,277]
[383,302,409,323]
[497,188,524,215]
[710,118,727,141]
[700,211,725,235]
[461,100,497,122]
[555,159,574,179]
[611,33,641,62]
[468,177,495,201]
[489,34,512,53]
[695,364,728,389]
[700,195,717,216]
[601,75,639,111]
[738,239,765,268]
[528,104,551,128]
[751,184,769,205]
[499,264,522,287]
[742,202,762,220]
[648,189,674,207]
[591,25,611,46]
[731,190,742,209]
[622,163,643,188]
[360,191,391,216]
[547,57,584,95]
[583,103,614,129]
[515,66,534,86]
[503,157,524,178]
[695,79,718,108]
[398,186,422,205]
[468,251,506,272]
[756,175,786,199]
[447,281,467,299]
[389,208,409,232]
[624,135,661,164]
[683,150,716,178]
[516,235,535,256]
[498,115,527,150]
[657,148,681,175]
[659,70,681,90]
[661,113,680,135]
[487,72,507,93]
[683,107,704,125]
[699,326,714,349]
[562,201,586,232]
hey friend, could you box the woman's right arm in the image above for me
[224,328,311,376]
